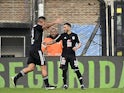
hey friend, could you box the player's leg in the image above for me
[74,67,85,89]
[38,50,56,89]
[41,65,48,87]
[60,56,68,89]
[62,69,68,89]
[40,64,57,89]
[70,57,85,89]
[11,63,35,86]
[41,65,47,77]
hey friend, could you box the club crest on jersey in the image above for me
[72,36,75,40]
[64,37,67,39]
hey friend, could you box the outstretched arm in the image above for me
[42,18,62,30]
[43,34,61,45]
[42,39,56,46]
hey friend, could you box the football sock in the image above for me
[43,76,49,86]
[62,69,67,85]
[75,69,84,85]
[14,71,25,80]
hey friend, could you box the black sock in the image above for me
[14,71,25,81]
[43,76,49,86]
[62,69,67,85]
[75,69,84,85]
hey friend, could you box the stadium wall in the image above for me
[0,57,124,88]
[0,0,99,24]
[0,0,31,23]
[44,0,99,24]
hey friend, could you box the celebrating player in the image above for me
[11,16,62,89]
[44,23,85,89]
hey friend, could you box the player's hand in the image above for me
[54,17,63,24]
[72,47,77,51]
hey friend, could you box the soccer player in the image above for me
[11,16,62,89]
[44,23,85,89]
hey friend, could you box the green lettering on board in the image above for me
[9,62,24,88]
[48,61,63,88]
[69,62,84,88]
[28,66,43,88]
[0,63,5,87]
[88,61,95,88]
[118,61,124,88]
[100,61,115,88]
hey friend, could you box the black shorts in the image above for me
[27,47,46,66]
[60,55,79,70]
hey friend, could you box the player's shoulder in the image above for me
[71,32,77,36]
[61,33,67,36]
[33,24,37,27]
[33,24,42,29]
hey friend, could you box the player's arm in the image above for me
[44,39,56,45]
[72,42,81,51]
[72,34,82,51]
[42,18,62,30]
[43,34,61,45]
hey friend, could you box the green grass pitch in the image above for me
[0,88,123,93]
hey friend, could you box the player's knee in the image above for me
[28,66,35,71]
[74,68,79,73]
[62,69,67,76]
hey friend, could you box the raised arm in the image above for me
[42,18,62,30]
[43,34,61,46]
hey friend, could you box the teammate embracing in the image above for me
[11,16,62,89]
[45,23,85,89]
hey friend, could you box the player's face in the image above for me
[63,25,70,33]
[38,19,46,26]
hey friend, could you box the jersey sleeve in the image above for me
[55,34,62,42]
[35,25,43,31]
[75,34,80,43]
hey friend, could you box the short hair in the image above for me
[64,23,71,27]
[38,16,46,20]
[50,27,57,31]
